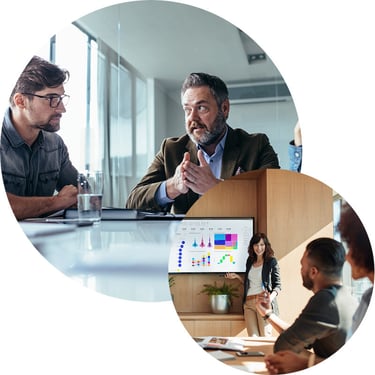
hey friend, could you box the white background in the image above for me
[0,1,374,374]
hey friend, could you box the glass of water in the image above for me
[77,170,104,223]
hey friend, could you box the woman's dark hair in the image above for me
[338,202,374,272]
[181,72,229,108]
[9,55,69,104]
[248,232,275,262]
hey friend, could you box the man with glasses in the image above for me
[1,55,78,220]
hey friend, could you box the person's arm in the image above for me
[289,121,302,172]
[293,121,302,147]
[273,290,344,354]
[225,272,244,284]
[55,140,80,189]
[256,292,290,333]
[7,185,77,220]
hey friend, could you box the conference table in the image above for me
[20,217,183,302]
[205,336,275,374]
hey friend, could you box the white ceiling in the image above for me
[76,1,284,93]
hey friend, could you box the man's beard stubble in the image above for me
[31,117,61,133]
[302,273,314,291]
[188,110,226,146]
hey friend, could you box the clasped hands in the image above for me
[168,150,222,198]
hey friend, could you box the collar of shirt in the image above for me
[197,126,228,179]
[3,107,45,149]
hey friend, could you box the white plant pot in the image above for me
[210,294,230,314]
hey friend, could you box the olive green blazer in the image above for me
[126,126,280,214]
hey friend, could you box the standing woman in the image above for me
[226,232,281,336]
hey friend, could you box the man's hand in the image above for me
[54,184,78,208]
[256,290,272,316]
[265,351,309,374]
[166,152,190,199]
[182,150,221,195]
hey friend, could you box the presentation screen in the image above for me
[168,217,254,273]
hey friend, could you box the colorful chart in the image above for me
[217,253,236,265]
[191,252,211,267]
[168,218,254,273]
[214,233,238,250]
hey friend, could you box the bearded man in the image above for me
[126,72,280,214]
[256,237,358,367]
[1,56,78,220]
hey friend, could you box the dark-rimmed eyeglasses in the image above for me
[22,92,70,108]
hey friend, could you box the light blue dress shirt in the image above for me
[156,129,228,207]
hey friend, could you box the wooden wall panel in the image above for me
[186,179,258,218]
[277,223,334,323]
[172,273,243,313]
[265,169,333,259]
[170,169,334,333]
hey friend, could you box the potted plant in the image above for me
[199,281,239,314]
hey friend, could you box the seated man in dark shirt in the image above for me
[256,237,357,361]
[0,56,78,220]
[126,72,280,214]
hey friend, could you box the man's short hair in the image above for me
[305,237,346,278]
[10,55,69,104]
[181,72,229,107]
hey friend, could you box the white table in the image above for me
[22,219,182,302]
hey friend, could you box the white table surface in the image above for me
[22,219,182,302]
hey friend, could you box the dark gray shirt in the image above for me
[1,108,78,197]
[274,285,358,358]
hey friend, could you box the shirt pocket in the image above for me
[37,170,60,195]
[38,170,59,184]
[2,172,26,195]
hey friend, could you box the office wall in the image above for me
[153,80,169,158]
[163,92,298,170]
[171,170,334,326]
[229,101,298,170]
[126,79,170,191]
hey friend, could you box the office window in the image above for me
[42,24,97,171]
[41,23,149,206]
[109,63,132,176]
[136,77,148,177]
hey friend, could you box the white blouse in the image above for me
[247,264,263,296]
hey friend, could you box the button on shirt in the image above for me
[156,129,228,206]
[1,108,78,197]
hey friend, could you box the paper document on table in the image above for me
[194,336,245,351]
